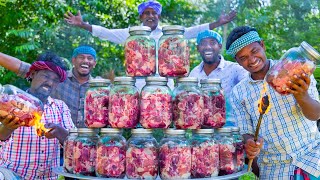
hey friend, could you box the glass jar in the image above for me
[216,128,236,175]
[63,128,78,173]
[109,77,139,128]
[0,84,43,127]
[125,26,156,77]
[231,127,245,172]
[190,129,219,178]
[158,25,190,77]
[159,129,191,179]
[84,78,111,128]
[96,128,126,178]
[266,41,320,95]
[140,77,172,128]
[73,128,98,176]
[172,77,204,129]
[126,129,158,179]
[200,79,226,128]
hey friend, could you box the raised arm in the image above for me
[64,10,93,32]
[0,52,22,74]
[209,10,237,30]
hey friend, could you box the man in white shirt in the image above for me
[189,30,248,126]
[64,0,236,91]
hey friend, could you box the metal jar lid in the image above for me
[89,78,111,84]
[164,129,185,135]
[200,78,221,84]
[193,129,214,134]
[177,77,198,83]
[231,127,240,132]
[146,76,168,82]
[162,25,185,32]
[131,128,153,134]
[216,127,232,133]
[300,41,320,61]
[114,76,135,82]
[77,128,96,134]
[129,26,151,33]
[69,128,78,133]
[100,128,121,134]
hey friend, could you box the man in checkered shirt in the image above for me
[226,26,320,179]
[0,52,75,179]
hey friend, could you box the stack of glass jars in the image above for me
[126,129,158,179]
[216,128,236,176]
[200,79,226,128]
[108,77,140,128]
[159,129,191,179]
[84,78,111,128]
[231,127,245,172]
[158,25,190,77]
[140,76,172,128]
[72,128,98,176]
[190,129,219,178]
[63,128,78,173]
[96,128,126,178]
[172,77,204,129]
[125,26,156,77]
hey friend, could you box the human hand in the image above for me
[0,113,24,131]
[44,123,68,140]
[244,138,263,160]
[218,10,237,25]
[64,10,84,26]
[286,73,310,99]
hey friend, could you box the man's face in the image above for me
[72,54,96,77]
[235,41,268,74]
[30,70,60,101]
[197,38,222,65]
[139,8,160,31]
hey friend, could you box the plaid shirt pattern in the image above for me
[0,97,75,179]
[230,59,320,179]
[18,62,89,127]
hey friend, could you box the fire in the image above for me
[33,112,50,136]
[258,82,271,114]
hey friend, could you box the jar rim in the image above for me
[77,128,96,133]
[131,128,153,134]
[216,127,232,133]
[231,127,240,132]
[146,76,168,82]
[89,78,111,84]
[177,77,198,83]
[164,129,185,135]
[100,128,121,133]
[193,129,214,134]
[200,78,221,84]
[114,76,135,82]
[162,25,185,32]
[129,26,151,32]
[300,41,320,61]
[69,128,78,133]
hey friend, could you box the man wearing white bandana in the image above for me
[64,0,237,91]
[226,26,320,179]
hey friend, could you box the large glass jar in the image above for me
[231,127,245,172]
[63,128,78,173]
[216,128,236,175]
[96,128,126,178]
[84,78,111,128]
[140,77,172,128]
[0,84,43,127]
[190,129,219,178]
[159,129,191,179]
[172,77,204,129]
[73,128,98,176]
[158,25,190,77]
[109,77,139,128]
[200,79,226,128]
[266,41,320,95]
[125,26,156,77]
[126,129,158,179]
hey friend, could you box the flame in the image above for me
[258,82,271,114]
[33,112,50,136]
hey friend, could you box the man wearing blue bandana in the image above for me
[64,0,236,91]
[226,26,320,179]
[0,45,97,128]
[189,30,247,127]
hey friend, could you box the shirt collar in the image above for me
[199,55,225,72]
[69,69,92,81]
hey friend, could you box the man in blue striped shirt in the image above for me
[226,26,320,179]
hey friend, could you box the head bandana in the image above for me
[138,0,162,15]
[197,30,222,45]
[226,31,262,57]
[26,61,67,82]
[72,46,97,60]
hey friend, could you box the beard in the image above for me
[201,54,220,65]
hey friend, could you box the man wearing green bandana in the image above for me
[226,26,320,179]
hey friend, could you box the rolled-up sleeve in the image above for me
[184,23,210,39]
[91,25,130,45]
[17,61,31,78]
